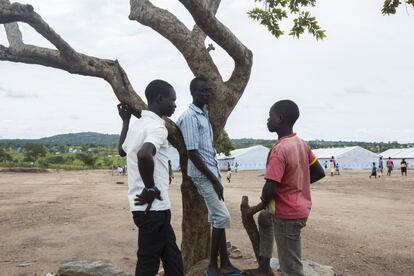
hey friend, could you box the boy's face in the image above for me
[267,106,282,132]
[192,80,212,106]
[159,89,177,117]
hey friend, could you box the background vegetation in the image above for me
[0,132,412,169]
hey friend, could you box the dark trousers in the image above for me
[274,217,308,276]
[132,210,183,276]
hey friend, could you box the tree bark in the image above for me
[240,196,262,261]
[181,176,210,272]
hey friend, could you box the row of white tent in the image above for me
[167,145,413,171]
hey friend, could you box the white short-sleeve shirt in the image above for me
[122,110,170,211]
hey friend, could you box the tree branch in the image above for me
[129,0,194,57]
[0,2,79,61]
[4,22,22,47]
[190,0,220,43]
[179,0,252,67]
[0,1,187,164]
[129,0,223,81]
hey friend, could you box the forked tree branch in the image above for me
[129,0,223,81]
[178,0,252,67]
[0,0,188,173]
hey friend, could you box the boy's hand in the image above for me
[134,187,163,214]
[117,103,141,120]
[212,178,224,201]
[261,179,277,205]
[117,103,132,121]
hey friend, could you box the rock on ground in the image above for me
[58,260,129,276]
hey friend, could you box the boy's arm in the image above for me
[118,120,129,157]
[135,142,162,213]
[178,114,224,200]
[310,161,325,183]
[261,179,278,205]
[117,104,131,157]
[188,150,224,201]
[137,143,157,188]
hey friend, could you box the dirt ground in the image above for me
[0,169,413,276]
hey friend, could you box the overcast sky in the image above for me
[1,0,413,142]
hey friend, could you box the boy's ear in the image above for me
[155,93,164,104]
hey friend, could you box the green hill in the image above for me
[1,132,412,153]
[0,132,119,146]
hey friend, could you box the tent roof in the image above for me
[380,148,414,158]
[312,146,361,159]
[230,145,269,157]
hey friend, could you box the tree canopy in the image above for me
[248,0,414,40]
[216,130,235,156]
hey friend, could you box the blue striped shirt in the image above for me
[177,104,221,179]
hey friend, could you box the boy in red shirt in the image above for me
[247,100,325,276]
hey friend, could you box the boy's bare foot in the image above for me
[245,268,274,276]
[220,262,243,274]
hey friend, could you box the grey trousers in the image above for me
[258,210,307,276]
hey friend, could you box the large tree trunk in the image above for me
[181,176,210,272]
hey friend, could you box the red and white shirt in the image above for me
[265,134,317,219]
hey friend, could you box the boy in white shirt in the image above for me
[118,80,183,276]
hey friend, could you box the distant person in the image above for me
[323,160,328,170]
[335,162,340,175]
[377,164,383,178]
[226,168,232,183]
[168,160,174,184]
[117,166,123,175]
[369,162,377,179]
[117,80,183,275]
[378,156,384,176]
[235,162,239,173]
[177,77,239,276]
[400,158,408,176]
[245,100,325,276]
[329,159,335,176]
[386,157,394,176]
[227,161,231,171]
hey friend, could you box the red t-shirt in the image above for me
[265,134,317,219]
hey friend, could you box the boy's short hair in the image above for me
[190,76,209,94]
[272,100,300,125]
[145,80,173,103]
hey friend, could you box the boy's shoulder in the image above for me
[274,135,309,152]
[177,107,197,122]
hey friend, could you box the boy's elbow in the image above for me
[137,150,152,163]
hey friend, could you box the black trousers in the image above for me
[132,210,183,276]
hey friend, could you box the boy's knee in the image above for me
[213,209,231,229]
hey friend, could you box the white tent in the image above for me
[313,146,378,169]
[216,154,235,171]
[227,145,270,171]
[380,148,414,169]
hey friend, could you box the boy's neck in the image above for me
[277,127,294,140]
[192,100,205,110]
[148,104,163,118]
